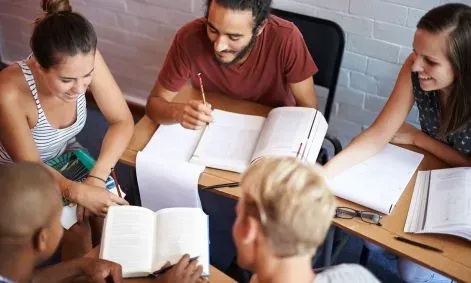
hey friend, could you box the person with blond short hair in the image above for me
[232,157,380,283]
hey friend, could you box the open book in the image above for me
[190,107,328,173]
[99,206,209,278]
[405,168,471,241]
[330,144,424,214]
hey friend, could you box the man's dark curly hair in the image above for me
[205,0,272,32]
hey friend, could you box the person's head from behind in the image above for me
[205,0,272,65]
[31,0,97,103]
[232,157,335,271]
[412,3,471,135]
[0,163,63,267]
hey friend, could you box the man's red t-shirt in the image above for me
[158,15,318,107]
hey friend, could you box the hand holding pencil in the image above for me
[174,73,213,130]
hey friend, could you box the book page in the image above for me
[100,206,155,277]
[404,171,430,233]
[152,208,209,275]
[251,107,317,162]
[190,109,266,173]
[424,168,471,230]
[330,144,424,214]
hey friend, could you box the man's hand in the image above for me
[153,255,206,283]
[80,258,123,283]
[175,100,213,130]
[391,123,422,145]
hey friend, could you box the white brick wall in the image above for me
[0,0,468,144]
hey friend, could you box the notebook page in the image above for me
[251,107,316,161]
[100,206,155,277]
[424,168,471,230]
[330,144,424,214]
[136,152,204,211]
[152,208,209,275]
[190,109,265,173]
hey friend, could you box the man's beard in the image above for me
[214,34,257,66]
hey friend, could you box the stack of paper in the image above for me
[136,124,205,211]
[330,144,424,214]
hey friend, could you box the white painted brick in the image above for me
[341,51,367,72]
[86,0,127,12]
[384,0,439,10]
[365,94,387,112]
[398,47,412,64]
[146,0,193,13]
[127,0,197,28]
[350,72,378,94]
[440,0,471,5]
[337,68,349,87]
[374,22,414,46]
[298,0,349,12]
[318,9,373,37]
[347,34,400,63]
[2,41,30,62]
[117,14,177,40]
[73,4,118,27]
[407,8,426,28]
[334,86,365,107]
[272,1,318,17]
[366,58,401,79]
[377,78,396,97]
[328,116,363,146]
[337,103,377,126]
[350,0,408,25]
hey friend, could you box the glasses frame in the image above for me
[335,206,382,226]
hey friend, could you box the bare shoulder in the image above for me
[0,64,32,109]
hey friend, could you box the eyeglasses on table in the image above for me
[335,207,382,226]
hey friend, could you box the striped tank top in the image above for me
[0,61,87,164]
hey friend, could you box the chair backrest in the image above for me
[271,9,345,122]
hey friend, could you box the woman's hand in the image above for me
[74,182,128,221]
[391,123,422,145]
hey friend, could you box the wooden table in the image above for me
[121,86,471,282]
[85,247,235,283]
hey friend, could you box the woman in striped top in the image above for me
[0,0,133,257]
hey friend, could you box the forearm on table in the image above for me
[146,96,183,124]
[32,258,85,283]
[324,128,391,177]
[91,120,134,179]
[414,131,469,167]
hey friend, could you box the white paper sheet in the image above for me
[136,151,204,212]
[330,144,424,214]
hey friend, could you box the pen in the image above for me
[197,73,207,105]
[202,182,240,190]
[394,236,443,253]
[110,167,122,198]
[152,256,199,276]
[296,142,303,159]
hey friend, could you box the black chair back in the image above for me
[272,9,345,122]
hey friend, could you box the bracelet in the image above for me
[88,175,107,183]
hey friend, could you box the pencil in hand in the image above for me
[197,72,207,106]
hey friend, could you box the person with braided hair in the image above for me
[147,0,319,130]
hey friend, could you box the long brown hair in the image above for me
[417,3,471,136]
